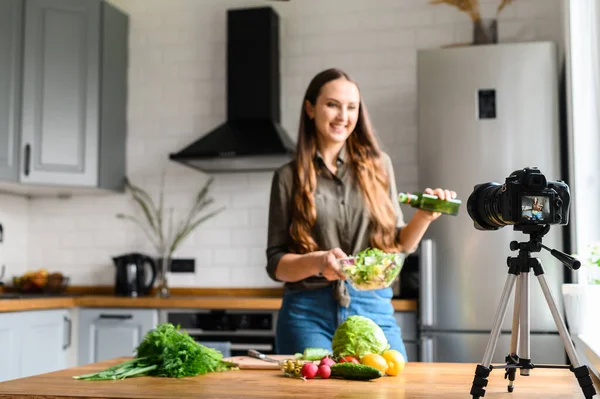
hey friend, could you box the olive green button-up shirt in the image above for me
[265,147,406,306]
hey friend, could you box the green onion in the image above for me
[73,323,238,380]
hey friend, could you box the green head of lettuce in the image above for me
[332,315,390,359]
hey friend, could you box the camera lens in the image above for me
[467,182,509,230]
[466,169,571,230]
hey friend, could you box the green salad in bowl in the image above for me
[338,248,406,290]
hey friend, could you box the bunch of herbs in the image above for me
[73,323,237,380]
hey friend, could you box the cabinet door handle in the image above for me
[24,144,31,176]
[98,314,133,320]
[420,239,434,327]
[420,336,434,363]
[63,316,72,350]
[233,343,273,351]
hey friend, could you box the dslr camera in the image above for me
[467,167,571,231]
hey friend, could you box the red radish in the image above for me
[301,363,319,379]
[317,365,331,379]
[319,357,336,367]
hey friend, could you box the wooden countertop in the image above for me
[0,295,417,312]
[0,357,597,398]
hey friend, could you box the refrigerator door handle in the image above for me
[420,336,434,363]
[420,239,434,327]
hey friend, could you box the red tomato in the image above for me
[339,356,359,364]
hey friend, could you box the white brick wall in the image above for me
[12,0,564,287]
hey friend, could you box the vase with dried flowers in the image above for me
[429,0,514,45]
[116,175,224,298]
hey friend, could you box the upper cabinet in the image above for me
[0,0,128,196]
[0,0,22,183]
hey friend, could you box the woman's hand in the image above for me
[319,248,348,281]
[416,187,458,222]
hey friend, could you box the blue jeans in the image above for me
[275,282,408,361]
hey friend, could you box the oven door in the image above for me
[159,309,277,357]
[192,334,275,357]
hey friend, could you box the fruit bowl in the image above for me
[338,251,406,290]
[12,270,69,294]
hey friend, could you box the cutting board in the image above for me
[223,354,298,370]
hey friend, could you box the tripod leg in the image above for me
[519,271,531,376]
[535,261,597,399]
[470,273,518,398]
[509,274,521,355]
[505,274,521,392]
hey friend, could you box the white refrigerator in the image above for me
[417,41,569,364]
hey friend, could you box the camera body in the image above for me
[467,167,571,231]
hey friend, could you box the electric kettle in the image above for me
[112,253,157,297]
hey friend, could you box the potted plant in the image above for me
[117,175,224,297]
[562,243,600,337]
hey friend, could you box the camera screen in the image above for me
[521,195,551,221]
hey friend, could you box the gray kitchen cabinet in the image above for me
[395,311,419,362]
[78,308,158,366]
[0,0,22,182]
[0,312,23,382]
[0,0,128,194]
[19,309,72,378]
[0,309,71,383]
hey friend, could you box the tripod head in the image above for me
[510,224,580,270]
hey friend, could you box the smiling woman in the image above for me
[264,68,457,359]
[304,78,360,158]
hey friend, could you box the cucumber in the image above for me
[301,348,331,361]
[330,363,383,380]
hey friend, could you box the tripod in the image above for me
[470,224,597,398]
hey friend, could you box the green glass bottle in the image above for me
[398,192,462,216]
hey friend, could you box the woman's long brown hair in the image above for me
[289,68,401,254]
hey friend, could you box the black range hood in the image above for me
[170,7,295,173]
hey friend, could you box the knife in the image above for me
[247,349,281,364]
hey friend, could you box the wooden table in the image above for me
[0,357,597,399]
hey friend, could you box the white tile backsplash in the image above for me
[0,194,28,280]
[2,0,563,287]
[214,249,250,266]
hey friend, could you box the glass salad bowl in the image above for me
[338,249,406,291]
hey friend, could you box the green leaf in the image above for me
[332,315,389,360]
[115,214,161,254]
[177,178,215,234]
[135,323,238,377]
[156,170,166,251]
[169,206,225,254]
[195,176,214,203]
[124,178,159,237]
[118,175,224,259]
